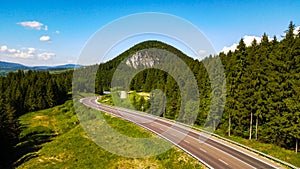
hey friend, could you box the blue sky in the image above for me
[0,0,299,65]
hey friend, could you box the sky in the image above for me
[0,0,299,66]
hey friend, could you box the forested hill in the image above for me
[77,40,197,94]
[105,40,195,65]
[91,22,300,153]
[0,61,27,70]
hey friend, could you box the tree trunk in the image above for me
[228,113,231,137]
[213,119,216,131]
[255,116,258,140]
[296,138,298,154]
[249,111,253,140]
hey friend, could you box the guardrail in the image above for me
[166,118,299,169]
[187,126,299,169]
[95,98,299,169]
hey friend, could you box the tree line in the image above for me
[218,22,300,153]
[0,70,72,168]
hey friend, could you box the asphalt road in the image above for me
[80,96,282,169]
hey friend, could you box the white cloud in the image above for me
[0,45,54,60]
[14,51,34,59]
[39,35,51,42]
[243,35,262,46]
[221,35,272,54]
[55,30,60,34]
[198,50,206,55]
[27,47,36,54]
[44,25,48,31]
[0,45,8,52]
[8,48,17,53]
[37,52,55,60]
[294,26,300,35]
[17,21,44,30]
[4,47,35,59]
[221,43,238,54]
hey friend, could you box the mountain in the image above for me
[0,61,81,76]
[52,64,82,69]
[105,40,194,67]
[30,64,81,70]
[0,61,27,70]
[88,40,196,93]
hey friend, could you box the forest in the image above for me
[0,70,72,168]
[0,21,299,168]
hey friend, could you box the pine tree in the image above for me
[0,97,20,168]
[285,21,296,41]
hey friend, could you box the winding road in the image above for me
[80,96,283,169]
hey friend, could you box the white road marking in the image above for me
[199,148,207,153]
[202,140,255,168]
[183,140,190,144]
[171,133,176,137]
[159,128,164,131]
[218,159,229,165]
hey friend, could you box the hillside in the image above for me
[15,100,204,169]
[0,61,27,70]
[76,40,196,93]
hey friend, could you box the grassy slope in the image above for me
[16,100,205,169]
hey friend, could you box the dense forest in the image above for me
[91,22,300,153]
[0,21,299,168]
[0,70,72,168]
[219,22,300,152]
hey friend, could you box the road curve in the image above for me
[80,96,282,169]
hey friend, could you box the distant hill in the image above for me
[0,61,27,70]
[0,61,81,76]
[30,64,81,70]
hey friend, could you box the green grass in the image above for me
[98,91,149,112]
[98,94,114,106]
[48,68,73,74]
[16,100,205,169]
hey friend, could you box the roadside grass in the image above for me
[103,113,151,138]
[16,99,205,169]
[136,92,150,98]
[98,94,114,106]
[98,92,149,110]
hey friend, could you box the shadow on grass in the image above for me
[14,126,58,167]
